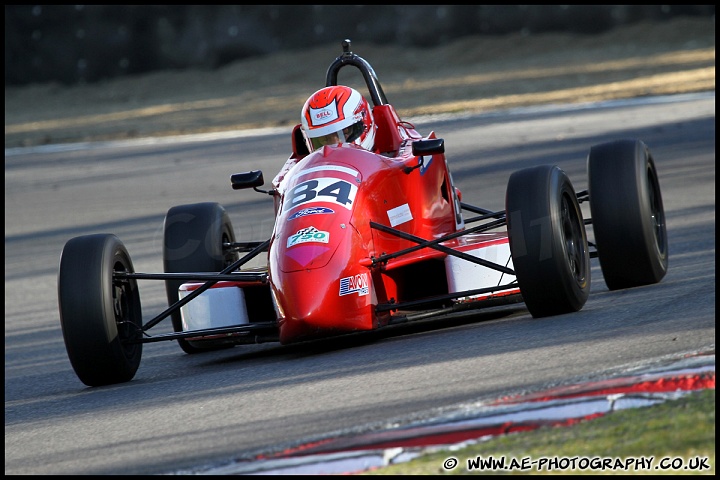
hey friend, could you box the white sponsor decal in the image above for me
[387,203,413,227]
[339,273,369,297]
[287,226,330,248]
[309,100,339,127]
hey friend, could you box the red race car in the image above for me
[57,39,668,387]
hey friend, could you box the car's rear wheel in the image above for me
[58,234,143,386]
[163,202,238,353]
[506,165,590,318]
[588,139,668,290]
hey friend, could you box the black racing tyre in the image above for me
[58,234,143,386]
[588,139,668,290]
[506,165,590,318]
[163,202,238,354]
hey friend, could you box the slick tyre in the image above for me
[163,202,238,354]
[506,165,590,318]
[58,234,143,387]
[588,139,668,290]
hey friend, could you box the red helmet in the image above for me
[300,86,376,152]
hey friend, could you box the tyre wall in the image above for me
[4,5,714,86]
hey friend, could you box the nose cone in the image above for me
[272,268,376,344]
[281,243,336,272]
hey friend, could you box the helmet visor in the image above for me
[309,120,365,150]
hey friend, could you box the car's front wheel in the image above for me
[58,234,143,386]
[506,164,590,318]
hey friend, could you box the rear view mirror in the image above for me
[231,170,264,190]
[412,138,444,156]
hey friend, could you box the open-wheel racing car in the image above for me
[58,39,668,387]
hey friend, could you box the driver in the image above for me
[300,85,376,152]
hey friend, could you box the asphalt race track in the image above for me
[4,92,715,475]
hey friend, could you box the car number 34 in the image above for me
[283,178,357,211]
